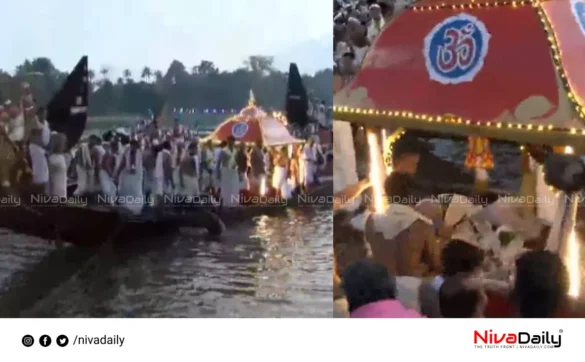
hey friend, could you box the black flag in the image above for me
[285,63,309,129]
[46,56,88,150]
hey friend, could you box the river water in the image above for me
[0,208,332,318]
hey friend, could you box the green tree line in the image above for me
[0,56,332,118]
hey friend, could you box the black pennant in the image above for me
[46,55,88,150]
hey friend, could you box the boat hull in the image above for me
[0,203,222,248]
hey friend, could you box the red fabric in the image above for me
[341,4,560,125]
[208,105,302,146]
[542,0,585,107]
[485,290,585,318]
[484,291,515,318]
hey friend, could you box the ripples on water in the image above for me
[0,209,332,317]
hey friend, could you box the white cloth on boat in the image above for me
[271,165,288,198]
[29,143,49,184]
[350,204,432,238]
[48,154,69,197]
[118,149,144,215]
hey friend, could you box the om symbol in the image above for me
[570,0,585,37]
[424,13,490,84]
[231,122,249,138]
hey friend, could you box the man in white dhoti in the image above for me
[47,133,70,198]
[199,140,215,193]
[219,136,240,208]
[115,140,144,215]
[28,128,49,194]
[90,136,106,194]
[171,141,185,192]
[73,141,93,196]
[154,141,174,206]
[272,146,290,198]
[178,142,200,196]
[98,142,118,203]
[36,107,51,147]
[142,139,158,199]
[248,141,265,195]
[301,139,317,191]
[235,142,249,191]
[214,141,226,191]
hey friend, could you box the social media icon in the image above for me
[22,335,34,347]
[39,335,52,347]
[56,335,69,347]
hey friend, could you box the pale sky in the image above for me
[4,0,332,78]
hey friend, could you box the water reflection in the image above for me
[0,209,332,317]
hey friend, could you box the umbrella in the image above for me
[206,93,304,146]
[334,0,585,150]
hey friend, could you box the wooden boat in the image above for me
[0,200,223,248]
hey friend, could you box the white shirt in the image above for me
[29,144,49,184]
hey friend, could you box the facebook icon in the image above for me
[39,335,52,347]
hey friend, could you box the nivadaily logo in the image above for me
[474,329,562,349]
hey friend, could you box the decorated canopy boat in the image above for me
[205,91,304,147]
[334,0,585,316]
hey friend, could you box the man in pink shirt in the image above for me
[342,260,424,318]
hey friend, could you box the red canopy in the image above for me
[334,0,585,149]
[206,96,303,146]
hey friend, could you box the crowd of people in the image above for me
[333,0,414,86]
[21,113,327,214]
[334,135,583,318]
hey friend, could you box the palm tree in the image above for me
[100,66,109,81]
[154,70,163,84]
[123,69,131,83]
[141,66,152,82]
